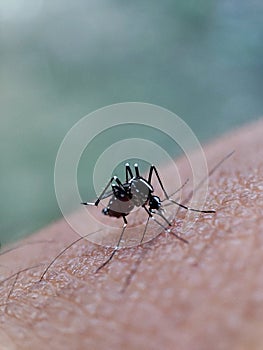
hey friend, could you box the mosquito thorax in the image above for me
[129,177,153,207]
[112,183,132,202]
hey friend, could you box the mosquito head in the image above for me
[102,207,109,216]
[149,195,161,210]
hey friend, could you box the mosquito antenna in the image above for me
[39,229,102,281]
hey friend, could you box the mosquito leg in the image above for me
[142,206,188,244]
[154,209,172,226]
[167,199,215,213]
[142,205,171,226]
[82,176,124,207]
[168,231,189,244]
[134,163,140,177]
[100,190,113,200]
[140,215,150,244]
[148,165,169,199]
[125,163,134,182]
[154,217,188,244]
[96,216,128,273]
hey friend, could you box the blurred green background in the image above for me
[1,0,262,245]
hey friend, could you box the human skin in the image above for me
[0,119,263,350]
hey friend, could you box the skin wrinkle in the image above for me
[0,119,263,349]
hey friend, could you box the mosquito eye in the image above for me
[102,208,109,215]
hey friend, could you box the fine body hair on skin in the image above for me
[0,119,263,350]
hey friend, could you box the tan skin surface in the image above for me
[0,119,263,350]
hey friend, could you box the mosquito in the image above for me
[81,163,215,272]
[0,152,234,288]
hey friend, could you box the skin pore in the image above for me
[0,119,263,350]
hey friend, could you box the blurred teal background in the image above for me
[1,1,263,245]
